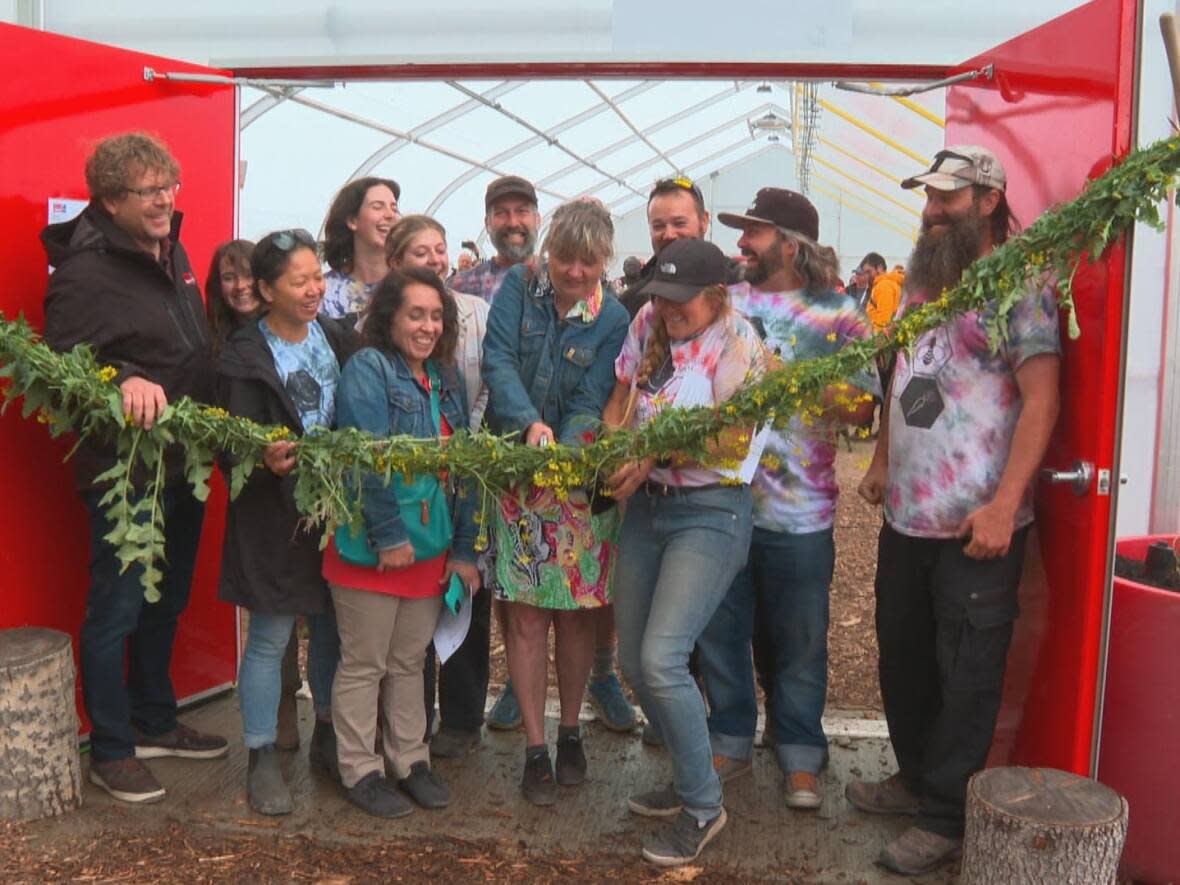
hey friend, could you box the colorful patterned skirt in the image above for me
[484,486,619,610]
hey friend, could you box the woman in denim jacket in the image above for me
[481,200,629,805]
[323,267,480,819]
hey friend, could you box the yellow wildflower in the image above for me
[826,332,838,343]
[97,365,118,384]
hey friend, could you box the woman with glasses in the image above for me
[323,268,480,818]
[216,229,356,815]
[320,177,401,330]
[481,199,629,805]
[603,238,768,867]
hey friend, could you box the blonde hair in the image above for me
[385,214,446,267]
[542,200,614,265]
[635,284,730,388]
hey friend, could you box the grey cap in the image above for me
[901,145,1007,192]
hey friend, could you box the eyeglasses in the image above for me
[651,176,704,201]
[269,228,317,252]
[123,182,180,201]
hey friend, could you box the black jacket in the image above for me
[41,204,213,490]
[216,317,357,615]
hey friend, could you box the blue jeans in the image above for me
[240,607,339,748]
[698,526,834,773]
[614,485,753,822]
[80,485,205,762]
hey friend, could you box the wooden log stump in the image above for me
[0,628,82,821]
[962,766,1127,884]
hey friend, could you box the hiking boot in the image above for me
[89,757,166,804]
[276,688,300,751]
[784,771,822,810]
[487,681,522,731]
[641,808,728,867]
[628,784,683,818]
[845,772,920,815]
[346,770,413,818]
[521,749,557,806]
[430,726,481,759]
[713,754,752,784]
[878,826,962,875]
[640,721,664,748]
[308,719,340,782]
[398,761,452,809]
[134,723,228,760]
[587,673,637,732]
[554,732,587,786]
[247,745,294,815]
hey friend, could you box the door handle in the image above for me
[1040,460,1094,495]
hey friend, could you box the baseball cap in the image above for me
[485,175,537,209]
[901,146,1007,192]
[718,187,819,241]
[639,238,729,303]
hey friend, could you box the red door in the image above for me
[941,0,1136,776]
[0,24,239,727]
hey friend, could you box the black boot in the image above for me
[309,718,339,782]
[247,745,294,815]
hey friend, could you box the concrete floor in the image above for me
[30,694,957,883]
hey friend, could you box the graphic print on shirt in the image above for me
[896,326,952,430]
[285,370,323,421]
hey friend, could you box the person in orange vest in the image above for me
[861,253,904,334]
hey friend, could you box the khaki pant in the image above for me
[330,584,443,788]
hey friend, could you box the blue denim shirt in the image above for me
[335,346,477,562]
[482,263,629,446]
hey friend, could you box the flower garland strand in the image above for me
[3,136,1179,600]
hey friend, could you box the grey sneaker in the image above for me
[878,826,962,875]
[346,771,413,819]
[89,757,166,804]
[845,772,920,815]
[398,761,451,809]
[627,784,683,818]
[430,726,481,759]
[134,723,228,760]
[487,681,522,731]
[712,753,752,784]
[641,808,728,867]
[247,745,294,816]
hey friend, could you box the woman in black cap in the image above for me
[603,237,768,868]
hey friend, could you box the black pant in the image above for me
[874,522,1029,838]
[424,582,492,734]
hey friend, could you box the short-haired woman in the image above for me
[481,200,629,805]
[319,176,401,329]
[323,268,480,818]
[604,238,769,867]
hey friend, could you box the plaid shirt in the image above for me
[448,258,517,305]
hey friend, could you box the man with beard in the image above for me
[850,146,1061,875]
[450,176,541,305]
[697,188,876,809]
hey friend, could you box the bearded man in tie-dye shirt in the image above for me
[849,146,1061,877]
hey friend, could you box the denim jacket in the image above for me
[335,346,477,563]
[482,263,629,446]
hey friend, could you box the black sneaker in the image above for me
[642,808,728,867]
[521,750,557,806]
[628,784,683,818]
[345,771,413,818]
[89,757,166,804]
[554,732,587,786]
[247,745,294,816]
[134,723,228,760]
[309,719,340,782]
[398,761,452,809]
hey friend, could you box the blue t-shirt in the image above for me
[259,319,341,433]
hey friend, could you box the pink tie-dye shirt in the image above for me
[885,285,1061,538]
[615,301,768,488]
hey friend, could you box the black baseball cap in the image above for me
[485,175,538,210]
[639,238,729,303]
[718,187,819,241]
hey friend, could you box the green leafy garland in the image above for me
[4,136,1179,600]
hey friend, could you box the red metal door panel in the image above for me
[943,0,1136,775]
[0,23,238,727]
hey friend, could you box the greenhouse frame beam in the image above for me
[584,80,682,176]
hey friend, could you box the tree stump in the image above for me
[0,627,82,820]
[962,766,1128,884]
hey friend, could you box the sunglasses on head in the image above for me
[928,149,977,173]
[268,228,317,252]
[651,176,704,201]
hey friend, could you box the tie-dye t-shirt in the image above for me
[615,301,768,488]
[886,285,1061,538]
[320,269,377,330]
[449,258,515,305]
[729,282,880,533]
